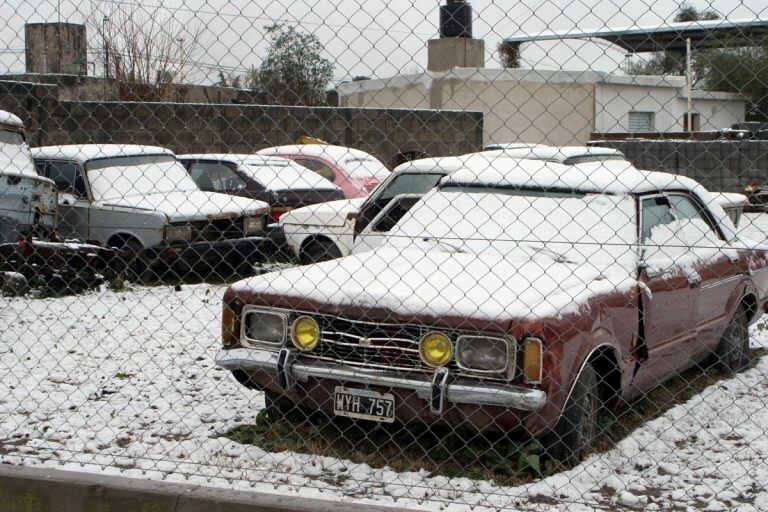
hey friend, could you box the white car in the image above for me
[483,145,627,165]
[0,110,56,243]
[31,145,271,269]
[279,156,469,263]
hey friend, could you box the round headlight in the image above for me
[419,331,452,367]
[291,316,320,351]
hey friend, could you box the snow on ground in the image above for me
[0,215,768,510]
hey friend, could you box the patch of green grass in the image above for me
[223,347,767,483]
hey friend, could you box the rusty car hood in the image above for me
[228,246,637,327]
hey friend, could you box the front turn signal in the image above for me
[523,337,543,384]
[222,305,236,347]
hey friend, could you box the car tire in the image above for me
[263,389,302,422]
[301,239,341,264]
[545,364,602,466]
[715,304,750,374]
[118,239,146,280]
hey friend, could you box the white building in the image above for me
[339,67,746,147]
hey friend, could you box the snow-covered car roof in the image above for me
[256,144,383,164]
[444,156,739,241]
[31,144,175,164]
[482,145,625,163]
[482,142,550,151]
[178,153,341,191]
[0,110,23,128]
[391,155,476,175]
[179,153,289,167]
[711,192,749,208]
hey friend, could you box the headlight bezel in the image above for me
[240,306,288,349]
[455,335,516,379]
[164,223,192,243]
[244,215,265,235]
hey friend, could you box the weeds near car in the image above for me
[225,343,767,483]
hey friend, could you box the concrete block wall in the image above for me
[22,101,482,168]
[592,139,768,192]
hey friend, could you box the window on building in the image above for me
[628,111,654,132]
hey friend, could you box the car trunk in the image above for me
[269,188,345,222]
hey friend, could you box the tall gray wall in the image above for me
[0,87,483,168]
[592,139,768,192]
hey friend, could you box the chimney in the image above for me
[25,22,87,75]
[428,1,485,72]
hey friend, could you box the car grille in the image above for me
[191,217,245,242]
[307,315,461,375]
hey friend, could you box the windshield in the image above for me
[87,155,198,201]
[0,129,37,177]
[386,186,638,267]
[344,157,390,180]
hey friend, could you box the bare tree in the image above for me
[89,3,201,101]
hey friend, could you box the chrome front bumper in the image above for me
[215,347,547,413]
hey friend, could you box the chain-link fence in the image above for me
[2,1,768,510]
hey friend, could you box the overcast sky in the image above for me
[1,0,767,84]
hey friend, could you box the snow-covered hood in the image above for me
[96,190,268,222]
[279,198,365,228]
[232,246,637,323]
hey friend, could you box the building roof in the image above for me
[504,18,768,53]
[0,110,23,129]
[31,144,175,164]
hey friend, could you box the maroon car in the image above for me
[217,156,768,463]
[179,154,345,224]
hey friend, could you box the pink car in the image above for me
[257,144,390,199]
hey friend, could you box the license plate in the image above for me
[333,387,395,423]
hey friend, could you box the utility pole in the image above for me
[177,37,185,82]
[685,37,692,132]
[103,15,110,79]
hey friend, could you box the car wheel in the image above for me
[545,364,601,466]
[301,239,341,264]
[715,304,750,374]
[263,389,303,422]
[118,239,146,280]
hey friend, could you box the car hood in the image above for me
[279,198,365,228]
[230,246,637,324]
[95,190,269,222]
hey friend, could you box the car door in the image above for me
[668,193,744,356]
[41,159,90,241]
[634,194,700,390]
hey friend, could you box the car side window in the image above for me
[45,160,88,199]
[293,158,336,182]
[641,196,675,242]
[668,194,723,243]
[188,162,246,193]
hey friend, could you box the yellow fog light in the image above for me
[523,337,543,384]
[419,331,453,367]
[291,316,320,351]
